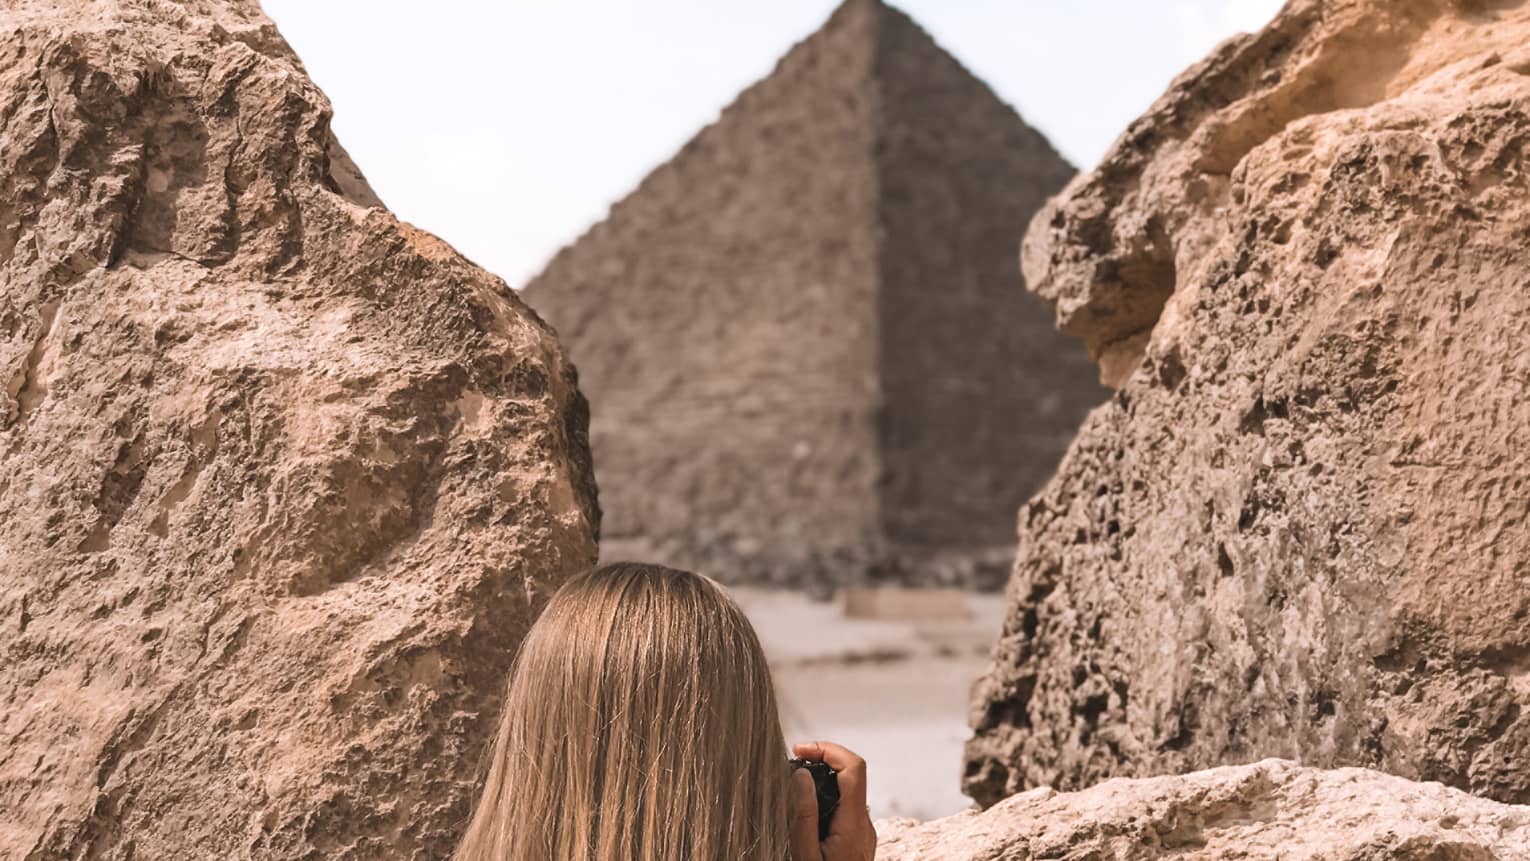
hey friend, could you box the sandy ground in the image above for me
[731,588,1006,820]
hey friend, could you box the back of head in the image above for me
[456,563,791,861]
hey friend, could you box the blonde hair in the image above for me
[455,563,792,860]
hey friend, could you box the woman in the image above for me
[455,562,878,860]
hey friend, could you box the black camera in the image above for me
[789,758,840,841]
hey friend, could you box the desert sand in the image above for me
[734,587,1004,819]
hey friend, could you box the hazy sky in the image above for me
[262,1,1284,287]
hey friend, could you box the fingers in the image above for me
[792,741,876,859]
[789,767,823,861]
[791,741,868,812]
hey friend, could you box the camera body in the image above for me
[789,758,840,841]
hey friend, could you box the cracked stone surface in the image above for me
[0,1,598,858]
[966,0,1530,807]
[881,759,1530,860]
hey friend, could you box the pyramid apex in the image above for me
[819,0,885,32]
[826,0,914,29]
[818,0,928,37]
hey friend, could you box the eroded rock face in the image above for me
[967,0,1530,805]
[0,1,598,858]
[881,760,1530,860]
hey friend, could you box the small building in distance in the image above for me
[523,0,1105,589]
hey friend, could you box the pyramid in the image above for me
[523,0,1104,588]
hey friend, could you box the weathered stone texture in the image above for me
[967,0,1530,806]
[0,1,598,858]
[881,760,1530,860]
[524,0,1101,588]
[873,7,1094,559]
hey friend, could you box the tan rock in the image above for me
[880,760,1530,860]
[0,1,597,858]
[968,0,1530,806]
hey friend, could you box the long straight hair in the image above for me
[455,563,793,860]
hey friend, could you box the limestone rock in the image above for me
[0,1,598,858]
[880,760,1530,860]
[966,0,1530,806]
[523,0,1103,589]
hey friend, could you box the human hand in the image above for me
[789,741,876,861]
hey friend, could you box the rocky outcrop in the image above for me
[967,0,1530,805]
[0,2,598,858]
[881,760,1530,860]
[524,0,1102,590]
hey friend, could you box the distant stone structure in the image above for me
[524,0,1103,589]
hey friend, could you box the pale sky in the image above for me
[262,1,1284,288]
